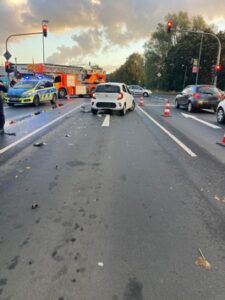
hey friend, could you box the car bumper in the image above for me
[193,100,220,109]
[91,100,124,110]
[6,97,33,104]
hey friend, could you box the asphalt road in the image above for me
[1,95,225,299]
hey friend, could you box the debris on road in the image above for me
[33,142,46,147]
[4,132,16,136]
[195,248,211,271]
[33,111,41,116]
[31,204,39,210]
[65,134,71,137]
[97,262,104,267]
[80,105,91,113]
[214,194,221,201]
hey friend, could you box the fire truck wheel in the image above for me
[33,95,40,107]
[51,94,57,105]
[58,88,67,98]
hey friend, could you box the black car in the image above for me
[175,85,221,112]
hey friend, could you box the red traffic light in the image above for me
[167,20,173,33]
[215,64,222,73]
[42,24,48,37]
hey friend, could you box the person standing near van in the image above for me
[0,80,7,134]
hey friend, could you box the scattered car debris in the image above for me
[195,248,211,271]
[33,111,41,115]
[26,166,31,170]
[31,204,39,210]
[65,134,71,137]
[97,262,104,267]
[80,105,91,113]
[56,165,58,169]
[33,142,46,147]
[4,132,16,136]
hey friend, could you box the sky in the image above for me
[0,0,225,72]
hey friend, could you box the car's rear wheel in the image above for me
[51,94,57,105]
[91,108,98,115]
[33,95,40,107]
[187,101,194,112]
[175,99,180,109]
[120,104,126,116]
[130,100,135,111]
[217,107,225,123]
[7,103,14,107]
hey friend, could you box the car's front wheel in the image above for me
[187,101,194,112]
[175,99,180,109]
[143,92,148,97]
[130,100,135,111]
[217,107,225,123]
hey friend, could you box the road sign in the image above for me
[157,73,162,78]
[3,50,12,60]
[192,66,198,73]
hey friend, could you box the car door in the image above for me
[36,81,46,102]
[179,87,191,106]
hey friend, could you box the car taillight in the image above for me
[193,93,201,99]
[92,93,96,99]
[117,92,123,100]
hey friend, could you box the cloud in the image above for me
[1,0,225,67]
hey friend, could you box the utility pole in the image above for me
[195,33,203,85]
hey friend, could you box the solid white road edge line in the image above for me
[181,113,221,129]
[102,114,110,127]
[0,104,83,155]
[138,106,197,158]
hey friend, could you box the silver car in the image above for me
[128,85,152,97]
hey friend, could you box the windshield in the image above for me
[13,81,37,89]
[95,84,120,93]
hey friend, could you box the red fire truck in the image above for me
[27,63,106,98]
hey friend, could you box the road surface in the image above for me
[1,95,225,299]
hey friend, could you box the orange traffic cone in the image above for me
[163,99,171,117]
[139,96,144,107]
[217,133,225,147]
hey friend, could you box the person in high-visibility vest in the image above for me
[0,80,7,134]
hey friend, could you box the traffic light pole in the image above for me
[171,29,221,86]
[5,32,43,80]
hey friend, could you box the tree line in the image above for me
[109,12,225,91]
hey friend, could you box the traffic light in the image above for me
[214,64,222,74]
[42,24,48,37]
[167,20,173,33]
[5,61,15,73]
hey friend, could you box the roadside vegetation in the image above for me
[109,11,225,91]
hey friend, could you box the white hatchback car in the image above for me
[91,82,135,115]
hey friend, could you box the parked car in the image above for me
[91,82,135,115]
[128,85,152,97]
[6,79,57,106]
[216,100,225,123]
[175,85,222,112]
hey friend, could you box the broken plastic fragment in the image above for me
[33,142,45,147]
[33,111,41,116]
[195,248,211,271]
[97,262,104,267]
[31,204,39,210]
[65,134,71,137]
[214,195,221,201]
[4,132,16,136]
